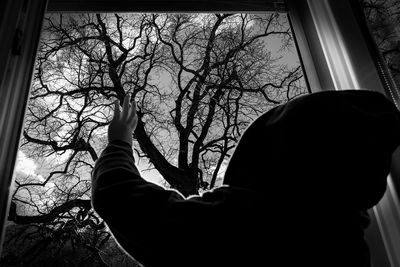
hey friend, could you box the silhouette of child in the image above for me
[92,90,400,267]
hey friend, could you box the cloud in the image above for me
[15,151,37,175]
[14,151,44,182]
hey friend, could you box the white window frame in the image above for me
[0,1,399,266]
[0,0,48,256]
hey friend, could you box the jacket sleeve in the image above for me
[91,140,261,267]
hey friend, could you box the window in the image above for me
[0,1,399,266]
[1,8,307,266]
[362,0,400,99]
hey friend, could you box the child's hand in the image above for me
[108,93,138,146]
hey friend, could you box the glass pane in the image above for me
[1,12,307,266]
[362,0,400,91]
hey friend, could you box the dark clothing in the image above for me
[92,90,400,267]
[92,140,265,266]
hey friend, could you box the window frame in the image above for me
[0,1,399,266]
[0,0,48,256]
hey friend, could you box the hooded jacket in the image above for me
[92,90,400,267]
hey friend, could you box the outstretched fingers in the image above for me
[121,93,131,120]
[113,100,121,121]
[128,99,137,126]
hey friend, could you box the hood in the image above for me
[223,90,400,210]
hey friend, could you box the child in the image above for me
[92,90,400,267]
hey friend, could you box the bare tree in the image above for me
[2,13,306,266]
